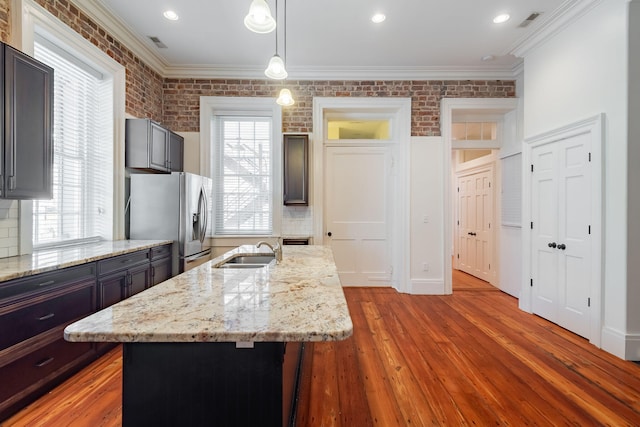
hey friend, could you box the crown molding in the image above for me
[164,64,520,81]
[71,0,168,75]
[509,0,603,58]
[74,0,520,81]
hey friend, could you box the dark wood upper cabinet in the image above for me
[126,118,184,173]
[1,44,54,199]
[283,134,308,206]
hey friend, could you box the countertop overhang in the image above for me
[64,245,353,343]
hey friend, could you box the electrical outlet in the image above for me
[423,215,429,223]
[422,263,429,271]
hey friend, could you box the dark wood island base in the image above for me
[122,342,304,427]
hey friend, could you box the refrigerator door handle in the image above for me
[198,187,207,244]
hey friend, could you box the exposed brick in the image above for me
[162,79,516,136]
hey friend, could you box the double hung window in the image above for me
[214,116,274,235]
[32,35,113,247]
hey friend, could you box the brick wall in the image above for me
[162,79,516,136]
[32,0,164,121]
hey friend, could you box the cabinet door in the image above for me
[3,46,53,199]
[283,135,308,205]
[149,121,169,171]
[98,272,127,309]
[169,131,183,172]
[151,257,172,286]
[128,263,150,297]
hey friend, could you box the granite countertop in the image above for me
[0,240,173,283]
[64,245,353,343]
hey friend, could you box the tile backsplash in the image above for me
[282,206,313,237]
[0,201,19,258]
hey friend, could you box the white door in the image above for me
[457,169,493,281]
[325,146,392,286]
[531,134,591,338]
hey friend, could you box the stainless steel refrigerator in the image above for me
[130,172,212,273]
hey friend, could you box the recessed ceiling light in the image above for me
[372,13,386,24]
[163,10,179,21]
[493,13,510,24]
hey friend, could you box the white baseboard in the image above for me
[624,333,640,361]
[409,279,446,295]
[601,326,627,360]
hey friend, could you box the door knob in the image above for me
[548,242,557,248]
[327,231,332,237]
[557,243,566,250]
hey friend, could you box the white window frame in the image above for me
[17,0,126,254]
[200,97,282,239]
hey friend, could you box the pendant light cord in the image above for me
[283,0,287,67]
[275,0,279,56]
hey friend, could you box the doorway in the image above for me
[441,97,520,295]
[312,97,411,292]
[455,163,495,283]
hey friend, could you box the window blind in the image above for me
[32,37,113,248]
[214,117,273,235]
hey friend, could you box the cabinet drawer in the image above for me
[0,337,92,403]
[0,263,96,302]
[0,283,95,351]
[98,250,149,276]
[150,244,172,261]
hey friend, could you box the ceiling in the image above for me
[91,0,573,79]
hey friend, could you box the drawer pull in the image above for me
[37,313,55,321]
[38,280,56,287]
[35,357,55,368]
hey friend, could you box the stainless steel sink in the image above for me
[224,255,275,264]
[214,254,275,269]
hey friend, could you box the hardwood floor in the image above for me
[4,271,640,426]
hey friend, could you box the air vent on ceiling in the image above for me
[148,36,167,49]
[517,12,542,28]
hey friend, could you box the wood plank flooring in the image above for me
[4,271,640,426]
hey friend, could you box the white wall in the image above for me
[523,0,630,358]
[178,131,201,175]
[410,137,445,293]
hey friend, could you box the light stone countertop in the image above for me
[0,240,173,283]
[64,245,353,343]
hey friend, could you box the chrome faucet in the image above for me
[256,241,282,263]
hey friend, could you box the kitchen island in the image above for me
[64,245,352,427]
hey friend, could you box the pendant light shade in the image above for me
[265,54,288,79]
[276,88,295,106]
[244,0,276,34]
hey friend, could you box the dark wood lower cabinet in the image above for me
[0,275,96,421]
[0,243,174,422]
[122,342,305,427]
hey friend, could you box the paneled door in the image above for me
[531,133,591,338]
[325,146,392,286]
[457,169,493,281]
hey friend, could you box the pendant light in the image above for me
[264,0,288,79]
[276,88,294,106]
[275,0,294,106]
[265,55,287,79]
[244,0,276,34]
